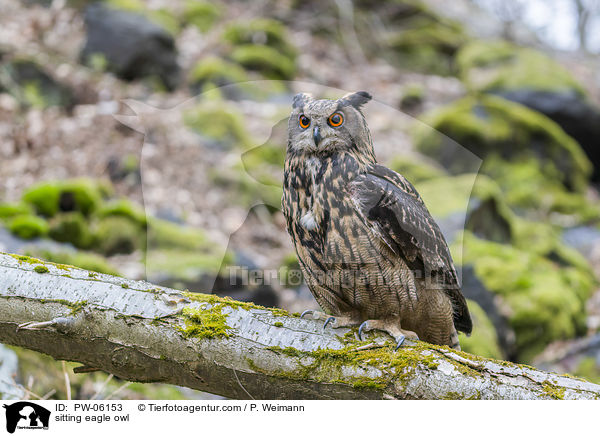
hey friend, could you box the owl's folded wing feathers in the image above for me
[350,164,472,334]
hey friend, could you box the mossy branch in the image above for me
[0,252,599,400]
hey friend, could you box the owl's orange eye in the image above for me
[328,112,344,127]
[299,114,311,129]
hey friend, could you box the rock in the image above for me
[495,90,600,183]
[415,95,592,193]
[533,333,600,384]
[456,40,600,183]
[0,58,74,109]
[223,19,297,80]
[459,299,504,360]
[460,265,516,359]
[456,231,595,362]
[81,3,180,90]
[456,40,585,96]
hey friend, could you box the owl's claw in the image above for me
[323,316,336,330]
[300,310,313,319]
[358,321,369,341]
[358,319,418,349]
[395,335,406,350]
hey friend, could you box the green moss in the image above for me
[454,231,595,361]
[182,291,290,317]
[223,19,297,60]
[33,265,49,274]
[456,40,585,96]
[104,0,180,34]
[96,199,148,228]
[178,304,232,339]
[459,300,503,359]
[573,357,600,384]
[414,95,592,193]
[94,216,146,256]
[25,249,119,276]
[184,102,252,149]
[541,381,566,399]
[387,156,447,185]
[8,214,49,239]
[400,84,425,110]
[147,219,208,251]
[210,158,282,210]
[0,202,33,221]
[48,212,93,249]
[384,10,467,75]
[144,219,232,283]
[230,45,296,81]
[414,173,479,218]
[274,322,284,327]
[181,0,221,32]
[22,179,104,217]
[481,157,600,223]
[188,56,249,91]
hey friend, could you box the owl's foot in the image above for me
[358,319,419,350]
[301,310,360,330]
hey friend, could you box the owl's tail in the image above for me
[450,327,461,350]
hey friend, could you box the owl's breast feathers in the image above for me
[282,153,472,335]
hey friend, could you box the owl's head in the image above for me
[287,91,376,164]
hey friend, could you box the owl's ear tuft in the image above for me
[341,91,372,109]
[292,93,312,109]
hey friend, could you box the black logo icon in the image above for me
[3,402,50,433]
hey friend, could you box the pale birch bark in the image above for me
[0,252,598,400]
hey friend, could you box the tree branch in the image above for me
[0,252,599,399]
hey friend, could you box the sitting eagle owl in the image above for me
[282,91,472,349]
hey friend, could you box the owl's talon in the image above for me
[395,335,406,350]
[300,310,314,319]
[323,316,336,330]
[358,321,369,341]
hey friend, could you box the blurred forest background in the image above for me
[2,0,600,399]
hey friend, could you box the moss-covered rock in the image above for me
[0,58,74,109]
[7,215,49,240]
[230,45,296,81]
[0,202,33,222]
[180,0,221,32]
[414,95,592,193]
[223,18,297,60]
[460,299,503,359]
[210,160,282,211]
[387,19,467,75]
[387,155,447,184]
[400,84,425,111]
[94,216,146,256]
[222,18,297,80]
[456,40,585,96]
[96,199,148,228]
[184,101,252,148]
[22,179,105,218]
[188,56,249,93]
[574,356,600,385]
[453,231,595,361]
[481,156,600,223]
[48,212,94,249]
[104,0,180,34]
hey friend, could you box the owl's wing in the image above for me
[350,164,472,334]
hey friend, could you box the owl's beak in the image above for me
[313,126,322,147]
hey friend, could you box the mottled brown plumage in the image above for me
[282,91,472,349]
